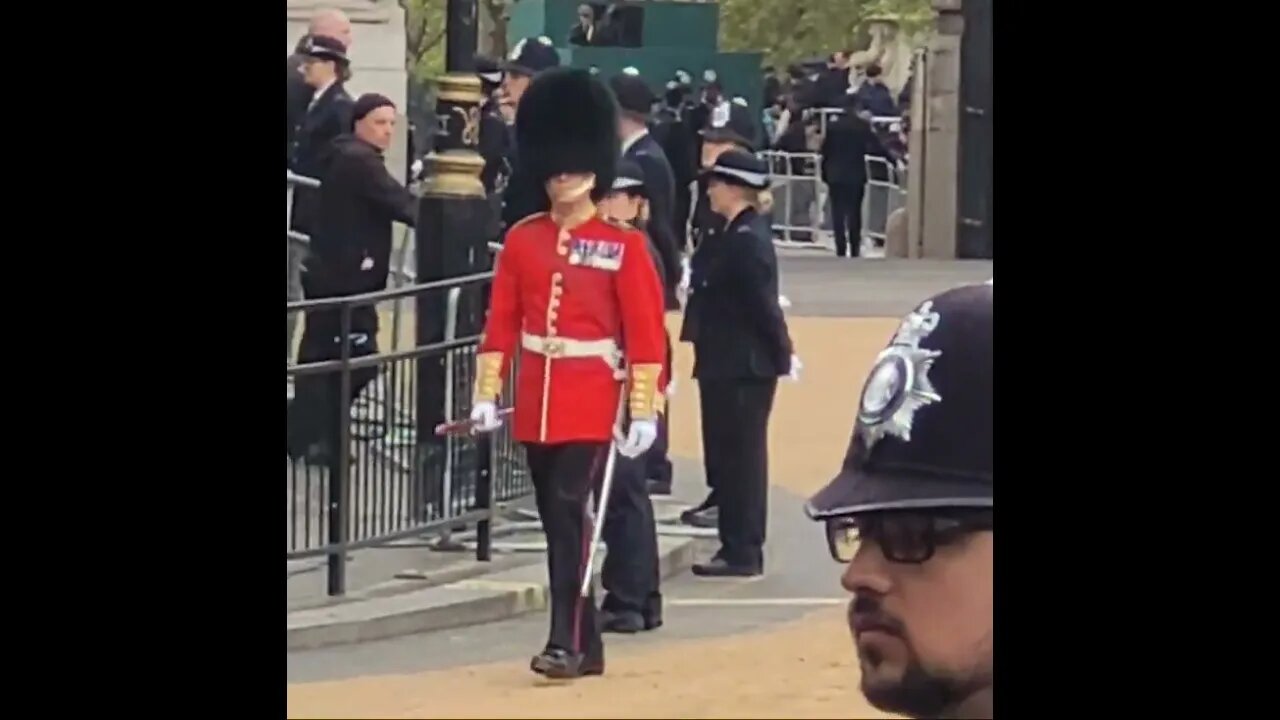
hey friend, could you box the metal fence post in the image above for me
[327,303,354,596]
[475,432,493,562]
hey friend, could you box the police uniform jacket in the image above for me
[624,133,682,309]
[306,135,418,299]
[820,113,878,186]
[290,82,354,234]
[479,97,510,195]
[474,212,670,444]
[680,207,793,380]
[286,38,312,165]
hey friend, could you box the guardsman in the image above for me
[682,149,796,578]
[468,68,669,679]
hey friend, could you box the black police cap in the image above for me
[505,36,560,77]
[806,282,994,519]
[609,68,655,116]
[703,149,769,190]
[612,159,647,196]
[475,54,503,85]
[302,35,349,65]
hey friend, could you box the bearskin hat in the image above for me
[515,67,620,202]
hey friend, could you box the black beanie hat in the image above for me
[351,93,396,129]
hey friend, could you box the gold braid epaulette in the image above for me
[473,351,505,404]
[629,364,663,420]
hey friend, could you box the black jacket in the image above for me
[853,81,898,117]
[650,104,698,191]
[820,114,878,186]
[680,207,793,380]
[478,97,510,195]
[286,36,311,165]
[289,82,354,235]
[624,132,682,309]
[306,135,418,299]
[690,175,723,249]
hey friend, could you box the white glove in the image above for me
[787,354,802,382]
[666,377,678,398]
[469,400,503,433]
[410,158,424,180]
[616,419,658,458]
[778,294,791,309]
[678,257,692,295]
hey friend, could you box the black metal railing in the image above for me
[286,272,531,596]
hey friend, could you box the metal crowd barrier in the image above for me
[862,156,907,249]
[760,150,830,249]
[758,149,908,255]
[286,173,532,596]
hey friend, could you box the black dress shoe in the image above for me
[691,558,762,578]
[600,610,646,634]
[680,506,718,528]
[646,479,672,496]
[530,647,604,678]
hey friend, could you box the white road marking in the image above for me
[666,597,846,607]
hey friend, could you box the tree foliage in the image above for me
[402,0,447,82]
[719,0,932,69]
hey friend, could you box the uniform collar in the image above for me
[622,127,648,154]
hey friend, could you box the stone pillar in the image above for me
[913,0,963,259]
[286,0,409,182]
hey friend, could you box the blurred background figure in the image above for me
[569,3,598,46]
[287,8,352,166]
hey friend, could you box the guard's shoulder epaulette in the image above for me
[506,212,548,234]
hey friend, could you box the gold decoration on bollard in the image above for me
[423,151,486,198]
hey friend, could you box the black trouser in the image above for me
[601,453,662,622]
[643,333,674,486]
[697,378,778,568]
[524,442,609,661]
[829,180,866,258]
[286,304,379,460]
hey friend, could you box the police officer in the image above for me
[475,55,508,196]
[289,35,354,238]
[679,103,761,528]
[498,36,562,234]
[595,160,667,634]
[805,282,993,720]
[683,150,795,577]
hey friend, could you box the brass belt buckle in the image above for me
[543,339,565,357]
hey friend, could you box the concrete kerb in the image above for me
[287,534,704,651]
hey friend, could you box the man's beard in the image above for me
[853,597,992,719]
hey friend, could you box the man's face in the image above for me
[700,140,734,170]
[578,4,593,25]
[544,173,596,204]
[600,191,643,223]
[355,105,397,151]
[301,57,336,88]
[501,71,533,109]
[838,512,994,718]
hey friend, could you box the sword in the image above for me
[432,407,514,436]
[580,386,630,598]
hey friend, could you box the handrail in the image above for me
[286,270,494,312]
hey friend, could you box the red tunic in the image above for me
[476,212,668,444]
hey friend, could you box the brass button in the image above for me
[552,272,564,282]
[552,286,564,296]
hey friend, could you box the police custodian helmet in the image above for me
[806,282,994,519]
[515,67,620,202]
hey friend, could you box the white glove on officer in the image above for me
[787,354,803,382]
[616,419,658,458]
[469,400,504,433]
[678,257,692,296]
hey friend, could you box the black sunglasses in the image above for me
[824,509,993,564]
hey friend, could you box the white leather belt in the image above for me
[521,332,619,361]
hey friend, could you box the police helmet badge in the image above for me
[857,300,944,450]
[509,38,526,61]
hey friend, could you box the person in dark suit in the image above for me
[852,63,898,118]
[593,160,667,634]
[681,150,796,578]
[289,36,354,238]
[610,70,680,498]
[821,95,881,258]
[287,94,418,463]
[498,36,562,234]
[650,74,697,252]
[568,3,598,46]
